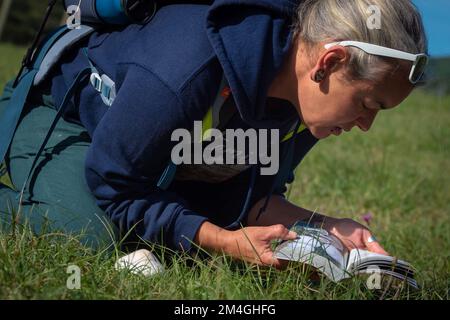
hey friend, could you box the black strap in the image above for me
[13,0,59,87]
[18,67,91,201]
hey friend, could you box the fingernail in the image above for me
[288,231,298,238]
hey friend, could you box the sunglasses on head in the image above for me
[324,41,429,84]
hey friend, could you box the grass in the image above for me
[0,43,26,86]
[0,43,449,300]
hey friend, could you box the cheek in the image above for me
[335,100,360,119]
[329,81,364,119]
[330,93,362,121]
[297,81,361,127]
[309,99,358,126]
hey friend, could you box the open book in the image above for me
[273,223,418,289]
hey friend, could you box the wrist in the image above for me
[217,228,234,253]
[194,221,233,253]
[221,229,237,255]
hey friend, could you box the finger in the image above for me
[266,224,297,241]
[285,230,298,240]
[369,241,389,256]
[262,252,290,270]
[363,229,389,256]
[270,258,290,270]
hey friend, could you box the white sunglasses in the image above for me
[324,41,428,84]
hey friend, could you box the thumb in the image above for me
[286,230,298,240]
[363,229,389,256]
[267,224,298,241]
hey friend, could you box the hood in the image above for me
[206,0,301,129]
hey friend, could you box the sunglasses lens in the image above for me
[412,55,428,83]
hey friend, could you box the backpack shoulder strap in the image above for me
[0,26,69,167]
[34,25,94,86]
[83,48,117,107]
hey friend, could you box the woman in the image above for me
[0,0,427,268]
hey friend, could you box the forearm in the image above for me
[246,195,335,229]
[193,196,334,254]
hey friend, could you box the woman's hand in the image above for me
[223,224,298,269]
[324,217,389,255]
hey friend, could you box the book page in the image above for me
[347,249,415,272]
[346,249,418,288]
[273,226,350,281]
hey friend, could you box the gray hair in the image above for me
[293,0,428,81]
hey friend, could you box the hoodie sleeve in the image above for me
[84,64,209,253]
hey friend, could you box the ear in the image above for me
[309,46,349,82]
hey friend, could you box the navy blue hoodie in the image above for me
[50,0,319,252]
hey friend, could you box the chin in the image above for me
[310,127,332,140]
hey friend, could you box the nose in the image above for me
[356,110,378,132]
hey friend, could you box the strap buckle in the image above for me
[90,73,102,92]
[89,72,116,107]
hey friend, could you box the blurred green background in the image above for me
[0,0,64,45]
